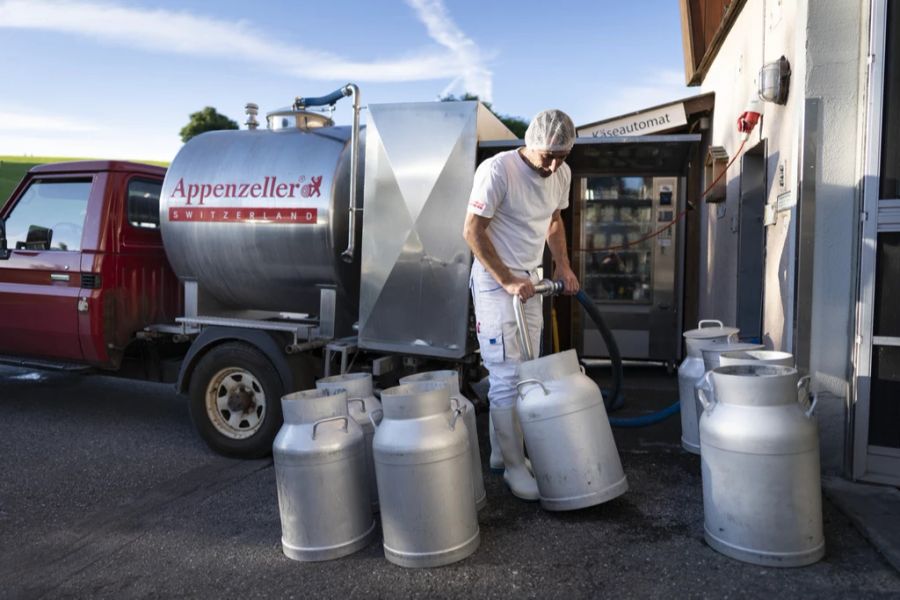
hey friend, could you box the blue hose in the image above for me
[574,289,680,427]
[608,400,681,428]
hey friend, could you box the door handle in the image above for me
[50,273,71,282]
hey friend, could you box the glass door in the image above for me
[854,0,900,484]
[580,176,654,304]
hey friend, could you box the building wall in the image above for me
[698,0,770,327]
[804,1,865,397]
[695,0,866,471]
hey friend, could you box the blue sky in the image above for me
[0,0,692,161]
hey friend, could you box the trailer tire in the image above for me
[188,342,284,458]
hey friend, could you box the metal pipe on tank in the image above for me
[341,83,361,263]
[292,83,360,263]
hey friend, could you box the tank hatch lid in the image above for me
[266,107,334,130]
[478,134,701,176]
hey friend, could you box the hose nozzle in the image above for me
[534,279,565,296]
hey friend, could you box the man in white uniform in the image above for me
[463,110,579,500]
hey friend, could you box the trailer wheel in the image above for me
[188,342,284,458]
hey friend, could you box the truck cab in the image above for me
[0,161,180,369]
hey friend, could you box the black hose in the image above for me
[575,290,624,411]
[574,289,680,426]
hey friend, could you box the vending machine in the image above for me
[573,175,685,365]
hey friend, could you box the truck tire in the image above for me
[188,342,284,458]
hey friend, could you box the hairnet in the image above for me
[524,109,576,152]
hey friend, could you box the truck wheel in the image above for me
[188,342,284,458]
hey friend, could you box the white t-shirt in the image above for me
[467,149,570,271]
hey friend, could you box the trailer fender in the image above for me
[177,327,297,395]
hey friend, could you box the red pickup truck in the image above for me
[0,161,316,457]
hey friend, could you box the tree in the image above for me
[179,107,239,143]
[441,93,529,138]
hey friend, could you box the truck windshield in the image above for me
[3,179,91,251]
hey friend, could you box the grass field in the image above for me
[0,156,169,207]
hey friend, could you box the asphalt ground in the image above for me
[1,363,899,599]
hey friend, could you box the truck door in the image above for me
[0,177,93,361]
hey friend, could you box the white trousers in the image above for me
[470,260,543,409]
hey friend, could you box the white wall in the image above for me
[697,0,863,378]
[699,0,790,332]
[804,0,865,397]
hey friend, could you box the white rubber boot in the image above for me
[489,412,533,473]
[490,406,539,501]
[488,412,504,471]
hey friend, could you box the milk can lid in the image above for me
[683,319,739,340]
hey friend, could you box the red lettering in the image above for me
[169,206,316,222]
[308,175,322,198]
[186,184,199,205]
[276,183,288,198]
[250,184,262,198]
[289,183,300,196]
[213,184,224,197]
[171,177,185,198]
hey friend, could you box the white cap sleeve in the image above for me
[557,163,571,210]
[467,157,507,218]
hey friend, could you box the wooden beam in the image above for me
[680,0,697,86]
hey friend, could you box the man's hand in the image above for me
[554,263,580,296]
[503,275,536,301]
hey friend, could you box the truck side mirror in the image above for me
[0,220,9,259]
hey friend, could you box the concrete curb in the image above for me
[822,475,900,573]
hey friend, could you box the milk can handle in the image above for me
[368,408,384,430]
[449,407,465,430]
[698,319,724,329]
[312,416,349,440]
[449,397,468,413]
[516,378,549,397]
[797,376,817,417]
[804,394,819,419]
[696,371,714,411]
[347,397,366,413]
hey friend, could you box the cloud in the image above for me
[587,69,694,121]
[0,109,100,133]
[0,0,491,95]
[405,0,492,100]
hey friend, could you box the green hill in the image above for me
[0,156,169,208]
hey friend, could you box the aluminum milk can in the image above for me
[273,388,376,561]
[698,365,825,567]
[517,349,628,511]
[316,372,382,511]
[695,342,765,418]
[679,320,738,454]
[372,381,479,568]
[400,370,486,511]
[719,350,793,367]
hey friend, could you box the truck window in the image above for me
[127,178,162,229]
[3,179,91,251]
